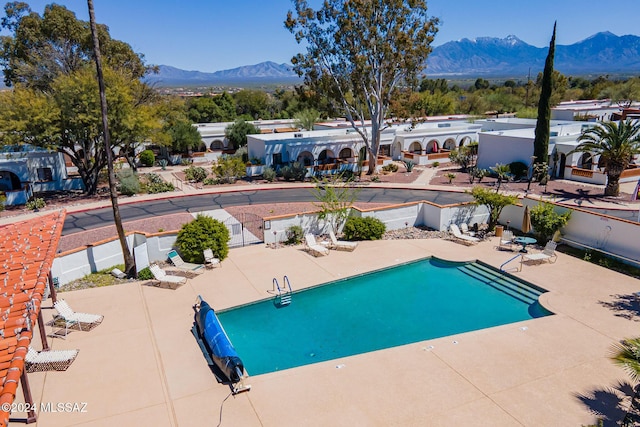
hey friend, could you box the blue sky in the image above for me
[7,1,640,72]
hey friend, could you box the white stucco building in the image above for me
[0,145,84,206]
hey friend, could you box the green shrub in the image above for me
[509,161,528,179]
[203,177,219,185]
[262,167,276,182]
[142,172,175,193]
[286,225,304,244]
[137,267,153,280]
[529,202,572,243]
[26,197,46,210]
[159,159,168,170]
[403,160,415,172]
[382,163,398,172]
[0,193,5,212]
[280,161,307,181]
[342,217,386,241]
[146,180,174,194]
[139,149,155,167]
[432,161,440,168]
[175,214,230,263]
[213,155,246,183]
[184,165,208,182]
[117,169,140,195]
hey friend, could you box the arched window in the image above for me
[459,137,471,148]
[210,140,224,150]
[579,153,593,170]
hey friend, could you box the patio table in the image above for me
[513,236,537,253]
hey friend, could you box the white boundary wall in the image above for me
[52,196,639,285]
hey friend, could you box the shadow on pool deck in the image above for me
[15,238,640,426]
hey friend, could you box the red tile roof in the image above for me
[0,210,65,426]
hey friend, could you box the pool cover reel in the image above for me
[193,296,245,383]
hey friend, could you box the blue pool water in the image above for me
[217,257,552,376]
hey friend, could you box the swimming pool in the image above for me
[217,257,552,376]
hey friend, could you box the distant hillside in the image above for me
[426,31,640,76]
[146,32,640,86]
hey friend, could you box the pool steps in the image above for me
[457,263,542,305]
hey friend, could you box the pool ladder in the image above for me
[273,276,293,307]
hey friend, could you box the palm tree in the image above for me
[611,338,640,422]
[572,119,640,196]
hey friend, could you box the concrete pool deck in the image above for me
[15,237,640,426]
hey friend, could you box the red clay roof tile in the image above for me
[0,210,65,426]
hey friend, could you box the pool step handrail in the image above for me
[272,276,292,306]
[500,254,523,272]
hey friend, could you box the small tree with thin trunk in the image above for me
[310,175,360,234]
[469,187,518,232]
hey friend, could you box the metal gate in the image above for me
[223,212,264,248]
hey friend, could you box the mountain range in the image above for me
[146,32,640,86]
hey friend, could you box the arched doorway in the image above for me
[558,153,566,178]
[392,141,402,160]
[426,140,439,153]
[459,137,471,148]
[442,139,456,151]
[210,140,224,150]
[297,150,313,166]
[318,149,336,164]
[0,171,22,192]
[408,141,422,154]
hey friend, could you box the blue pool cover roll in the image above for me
[195,297,244,383]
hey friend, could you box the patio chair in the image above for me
[25,346,79,372]
[523,241,558,263]
[167,250,204,273]
[498,230,515,251]
[203,248,221,268]
[519,241,558,270]
[304,233,330,257]
[149,264,188,290]
[53,299,104,332]
[328,230,358,252]
[449,224,480,245]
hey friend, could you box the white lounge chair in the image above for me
[521,241,558,267]
[26,346,79,372]
[168,250,204,273]
[498,230,515,251]
[449,224,480,245]
[149,264,187,289]
[329,230,358,252]
[460,223,476,236]
[53,299,104,331]
[203,248,221,268]
[304,234,330,257]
